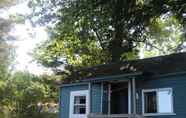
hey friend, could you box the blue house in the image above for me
[59,52,186,118]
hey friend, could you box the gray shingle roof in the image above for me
[66,52,186,83]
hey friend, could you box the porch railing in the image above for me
[88,114,146,118]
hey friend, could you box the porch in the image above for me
[88,114,146,118]
[87,76,144,118]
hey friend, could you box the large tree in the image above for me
[31,0,186,74]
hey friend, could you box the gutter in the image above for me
[60,82,89,88]
[59,72,142,87]
[151,71,186,78]
[82,72,142,82]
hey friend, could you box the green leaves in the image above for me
[0,71,58,118]
[140,15,184,57]
[31,0,186,79]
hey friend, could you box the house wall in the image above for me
[60,73,186,118]
[136,74,186,118]
[90,83,102,113]
[59,84,88,118]
[59,83,102,118]
[102,83,109,114]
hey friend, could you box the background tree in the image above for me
[0,71,58,118]
[0,1,58,118]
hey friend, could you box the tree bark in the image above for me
[108,0,132,62]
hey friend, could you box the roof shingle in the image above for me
[66,52,186,83]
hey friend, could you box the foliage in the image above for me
[0,1,58,118]
[0,16,15,117]
[27,0,60,26]
[140,15,185,57]
[31,0,186,76]
[0,39,58,118]
[33,37,110,72]
[0,71,58,118]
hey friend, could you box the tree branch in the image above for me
[136,39,167,54]
[145,42,167,54]
[92,28,106,50]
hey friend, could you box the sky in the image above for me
[0,1,52,75]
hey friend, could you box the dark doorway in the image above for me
[111,82,128,114]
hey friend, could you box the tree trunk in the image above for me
[108,0,132,62]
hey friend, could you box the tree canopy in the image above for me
[31,0,186,76]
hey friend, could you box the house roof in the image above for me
[65,52,186,83]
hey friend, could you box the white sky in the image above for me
[0,1,52,75]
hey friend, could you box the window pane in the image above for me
[73,96,86,114]
[74,105,86,114]
[74,96,86,104]
[158,89,172,113]
[144,91,157,113]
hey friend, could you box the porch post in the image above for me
[128,79,132,114]
[88,82,91,114]
[100,82,104,114]
[108,83,111,114]
[132,77,136,116]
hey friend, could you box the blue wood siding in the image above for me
[136,74,186,118]
[60,84,88,118]
[60,83,102,118]
[60,74,186,118]
[102,83,109,114]
[91,83,102,113]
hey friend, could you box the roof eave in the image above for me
[81,71,143,82]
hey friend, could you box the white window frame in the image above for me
[69,90,89,118]
[142,88,176,116]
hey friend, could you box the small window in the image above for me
[73,96,86,114]
[143,88,174,115]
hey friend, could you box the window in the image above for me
[142,88,174,115]
[70,90,89,118]
[73,96,86,114]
